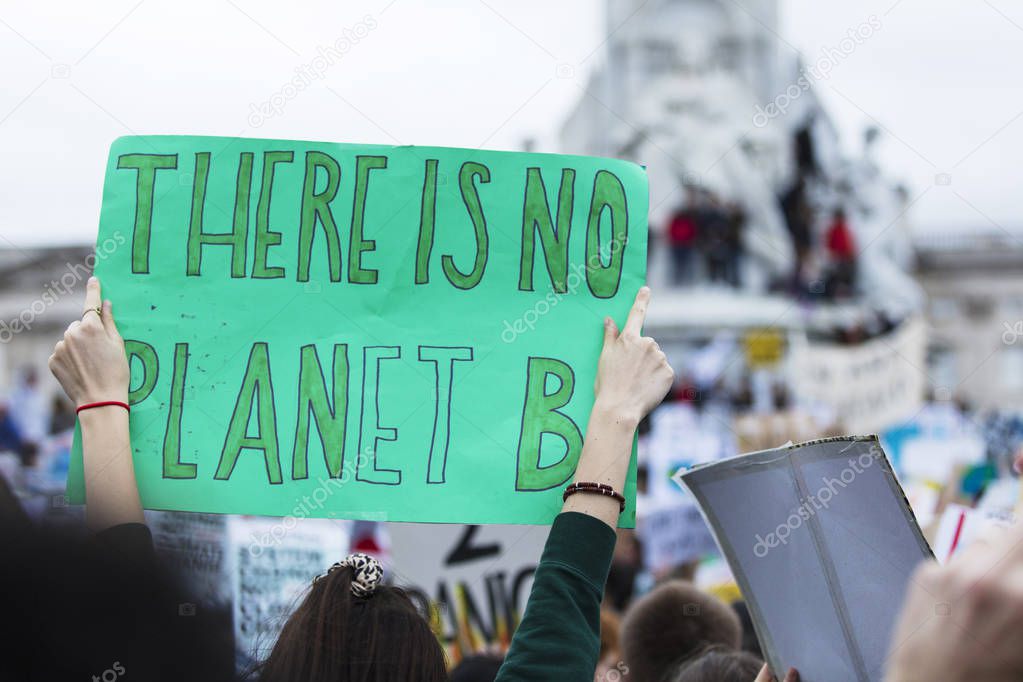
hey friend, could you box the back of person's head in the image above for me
[621,580,741,682]
[671,647,763,682]
[0,523,233,681]
[448,653,503,682]
[257,555,447,682]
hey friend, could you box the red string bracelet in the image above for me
[76,400,130,415]
[563,481,626,512]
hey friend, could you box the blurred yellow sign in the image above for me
[744,328,785,368]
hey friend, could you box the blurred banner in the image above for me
[793,316,926,434]
[388,523,546,663]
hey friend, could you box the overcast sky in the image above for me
[1,0,1020,245]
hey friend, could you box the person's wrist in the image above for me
[76,389,129,410]
[591,397,642,431]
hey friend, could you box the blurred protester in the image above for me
[825,208,857,299]
[606,529,641,611]
[699,193,734,286]
[793,124,818,178]
[730,376,754,413]
[9,367,48,450]
[790,246,825,301]
[724,201,746,287]
[595,609,623,682]
[667,189,700,285]
[780,178,812,271]
[671,646,763,682]
[450,654,504,682]
[0,401,24,454]
[673,374,700,404]
[49,394,76,434]
[621,580,742,682]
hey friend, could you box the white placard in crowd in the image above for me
[792,316,926,434]
[227,517,349,667]
[636,501,718,572]
[931,503,1014,563]
[148,511,230,604]
[645,403,734,504]
[388,523,547,651]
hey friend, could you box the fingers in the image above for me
[101,299,120,338]
[623,286,651,337]
[48,340,65,371]
[602,316,619,350]
[82,276,102,316]
[784,668,800,682]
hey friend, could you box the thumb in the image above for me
[753,664,775,682]
[101,299,121,339]
[602,316,618,351]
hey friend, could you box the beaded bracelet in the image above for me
[563,481,626,512]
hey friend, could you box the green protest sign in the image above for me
[67,135,648,526]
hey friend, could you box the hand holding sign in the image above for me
[50,276,141,531]
[48,277,128,407]
[594,286,674,425]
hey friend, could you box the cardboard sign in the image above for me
[679,437,932,682]
[67,136,648,525]
[389,522,546,661]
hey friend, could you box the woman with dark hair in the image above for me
[47,278,676,681]
[256,554,447,681]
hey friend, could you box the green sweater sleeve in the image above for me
[495,511,617,682]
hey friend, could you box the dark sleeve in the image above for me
[495,512,617,682]
[91,522,155,565]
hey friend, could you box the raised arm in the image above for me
[48,277,140,531]
[497,287,674,682]
[563,286,673,527]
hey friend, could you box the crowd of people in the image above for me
[0,368,75,469]
[664,187,746,288]
[662,129,864,304]
[2,277,1023,682]
[779,178,861,303]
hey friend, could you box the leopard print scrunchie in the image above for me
[316,553,384,598]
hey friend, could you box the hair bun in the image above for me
[322,553,384,598]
